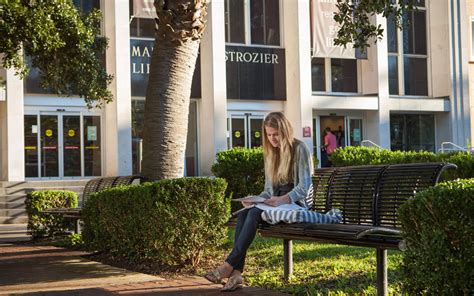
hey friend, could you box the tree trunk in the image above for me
[142,38,200,180]
[141,0,207,181]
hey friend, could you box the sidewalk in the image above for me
[0,243,289,296]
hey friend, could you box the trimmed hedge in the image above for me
[399,179,474,294]
[211,147,264,211]
[25,190,78,239]
[331,146,474,179]
[82,177,229,268]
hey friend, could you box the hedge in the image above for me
[399,179,474,294]
[25,190,78,239]
[211,147,265,211]
[331,147,473,179]
[81,177,229,268]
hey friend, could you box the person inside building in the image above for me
[323,127,337,166]
[203,111,313,291]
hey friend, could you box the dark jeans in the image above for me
[225,183,294,272]
[225,207,263,271]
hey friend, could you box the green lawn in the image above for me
[222,230,404,295]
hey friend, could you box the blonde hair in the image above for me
[262,112,295,185]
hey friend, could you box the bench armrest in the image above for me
[355,227,402,239]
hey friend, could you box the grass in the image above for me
[220,229,404,296]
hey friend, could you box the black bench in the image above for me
[229,162,456,296]
[44,175,143,233]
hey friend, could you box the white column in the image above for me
[199,0,228,176]
[103,0,132,176]
[283,0,314,151]
[366,15,391,149]
[449,0,471,147]
[0,69,24,181]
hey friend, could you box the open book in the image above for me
[231,195,267,216]
[232,195,266,203]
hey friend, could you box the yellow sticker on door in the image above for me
[45,129,53,137]
[68,129,75,137]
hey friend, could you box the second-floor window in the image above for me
[225,0,280,46]
[311,58,358,93]
[387,2,428,96]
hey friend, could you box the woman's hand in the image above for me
[241,201,254,208]
[263,195,290,207]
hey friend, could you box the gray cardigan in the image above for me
[259,139,313,209]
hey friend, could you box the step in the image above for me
[0,180,90,189]
[0,224,31,242]
[0,194,26,203]
[0,202,26,210]
[0,209,27,218]
[0,216,29,224]
[4,185,85,195]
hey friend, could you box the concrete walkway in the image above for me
[0,243,289,296]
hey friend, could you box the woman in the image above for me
[204,111,313,291]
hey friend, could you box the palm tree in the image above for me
[142,0,207,180]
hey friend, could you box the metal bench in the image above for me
[229,162,456,296]
[44,175,143,233]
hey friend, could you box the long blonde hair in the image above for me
[262,112,295,185]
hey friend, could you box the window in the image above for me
[25,0,103,95]
[311,58,358,93]
[225,0,280,46]
[471,17,474,60]
[129,0,155,38]
[387,3,428,96]
[390,113,435,152]
[73,0,100,13]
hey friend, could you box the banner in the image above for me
[133,0,157,19]
[311,0,355,59]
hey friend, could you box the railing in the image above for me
[361,140,382,149]
[438,142,470,153]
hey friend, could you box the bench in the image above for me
[44,175,143,233]
[229,162,456,296]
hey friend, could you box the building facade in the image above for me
[0,0,471,181]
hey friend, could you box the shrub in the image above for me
[331,146,473,179]
[212,147,264,211]
[398,179,474,294]
[25,190,78,239]
[82,177,229,268]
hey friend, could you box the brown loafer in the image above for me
[221,274,243,292]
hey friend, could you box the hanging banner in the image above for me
[311,0,356,59]
[133,0,157,19]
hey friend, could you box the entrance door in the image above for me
[228,114,264,148]
[346,117,363,146]
[315,115,364,167]
[24,112,101,179]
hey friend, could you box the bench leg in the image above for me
[283,239,293,280]
[75,219,81,234]
[376,248,388,296]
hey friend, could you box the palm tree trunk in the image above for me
[142,38,200,180]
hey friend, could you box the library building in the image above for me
[0,0,472,182]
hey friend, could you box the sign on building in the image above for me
[130,38,201,98]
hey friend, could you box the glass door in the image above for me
[83,116,102,176]
[228,114,264,149]
[62,115,82,177]
[230,116,246,148]
[40,114,60,177]
[248,116,263,148]
[25,112,101,179]
[24,115,39,178]
[346,117,363,146]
